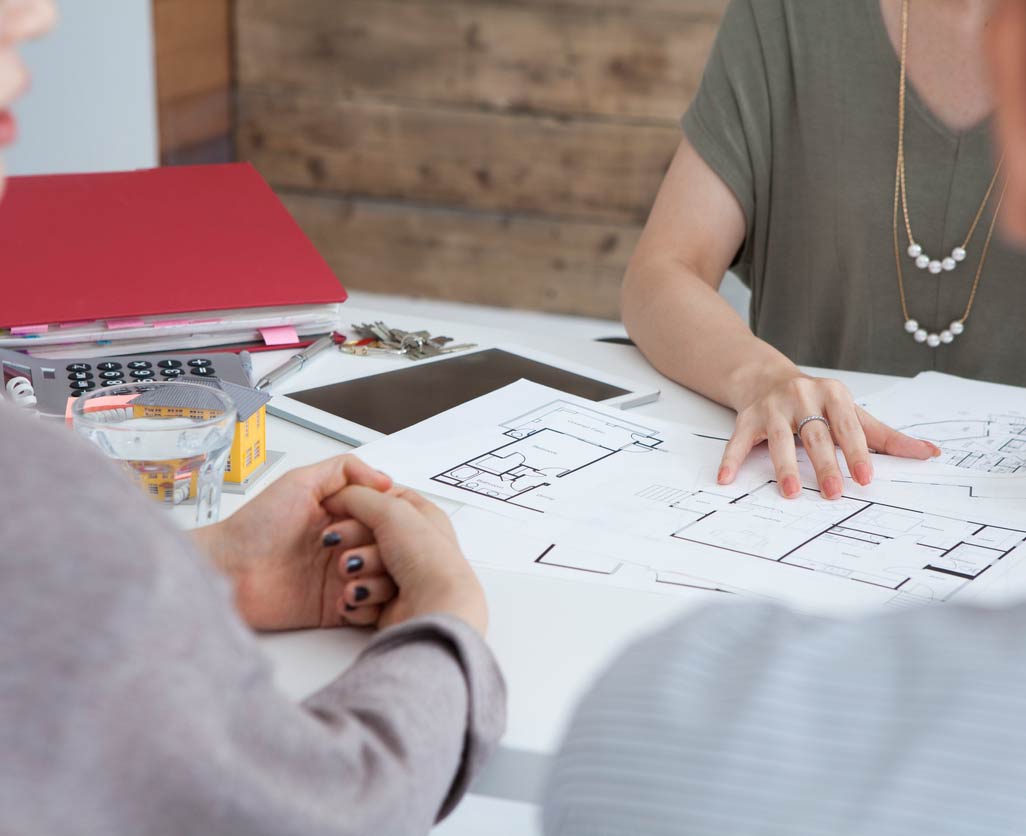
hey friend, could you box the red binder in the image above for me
[0,163,346,330]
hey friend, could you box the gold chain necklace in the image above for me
[893,0,1006,348]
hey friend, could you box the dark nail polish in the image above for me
[344,604,356,613]
[346,556,364,574]
[354,586,370,602]
[322,532,342,547]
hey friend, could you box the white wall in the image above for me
[7,0,158,175]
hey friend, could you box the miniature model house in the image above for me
[131,378,271,486]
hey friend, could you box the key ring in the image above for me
[796,415,830,435]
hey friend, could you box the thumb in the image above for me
[336,484,416,535]
[858,407,941,460]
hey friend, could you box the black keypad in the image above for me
[161,368,185,378]
[99,370,124,380]
[70,380,96,391]
[97,362,122,372]
[190,366,216,377]
[67,371,93,382]
[127,361,152,370]
[131,369,156,379]
[158,359,183,369]
[188,358,213,368]
[66,363,91,372]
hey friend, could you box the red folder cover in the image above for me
[0,163,346,329]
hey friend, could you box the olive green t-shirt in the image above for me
[683,0,1026,385]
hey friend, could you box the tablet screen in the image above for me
[286,348,631,435]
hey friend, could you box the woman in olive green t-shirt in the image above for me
[623,0,1024,501]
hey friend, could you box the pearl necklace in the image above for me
[892,0,1005,349]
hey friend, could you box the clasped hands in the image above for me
[192,456,487,636]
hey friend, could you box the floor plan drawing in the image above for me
[896,415,1026,474]
[525,481,1026,605]
[360,379,1026,612]
[668,482,1026,602]
[432,400,664,511]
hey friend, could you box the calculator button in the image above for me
[158,359,183,369]
[128,361,152,370]
[161,368,184,378]
[70,390,86,398]
[131,369,156,379]
[67,371,93,382]
[188,358,213,368]
[99,370,124,380]
[66,363,91,372]
[97,362,122,372]
[101,379,125,388]
[190,367,216,377]
[70,380,96,391]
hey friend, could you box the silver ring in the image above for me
[796,415,830,435]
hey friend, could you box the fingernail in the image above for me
[354,586,369,602]
[322,532,342,547]
[930,444,942,457]
[717,466,731,484]
[344,604,356,613]
[853,462,873,486]
[345,556,364,574]
[823,476,843,499]
[782,475,801,497]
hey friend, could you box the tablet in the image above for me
[267,346,660,446]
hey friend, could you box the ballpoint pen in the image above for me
[255,333,338,390]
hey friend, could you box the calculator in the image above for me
[0,348,252,417]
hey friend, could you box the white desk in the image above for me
[218,306,900,805]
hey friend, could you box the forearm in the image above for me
[622,257,800,411]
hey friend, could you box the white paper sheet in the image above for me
[358,381,1026,612]
[862,372,1026,477]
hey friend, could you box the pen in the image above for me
[255,333,337,390]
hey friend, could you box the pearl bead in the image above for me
[914,329,928,343]
[926,333,941,348]
[915,255,930,270]
[942,257,956,271]
[940,330,954,344]
[904,319,919,334]
[952,247,967,262]
[950,320,965,336]
[928,260,943,274]
[907,243,923,258]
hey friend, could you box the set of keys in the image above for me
[340,322,477,360]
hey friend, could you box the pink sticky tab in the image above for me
[11,324,49,335]
[106,318,145,330]
[65,394,136,426]
[260,325,300,346]
[154,319,190,328]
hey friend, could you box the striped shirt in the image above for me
[544,602,1026,835]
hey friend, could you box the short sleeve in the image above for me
[682,0,778,251]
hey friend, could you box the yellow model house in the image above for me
[132,379,271,488]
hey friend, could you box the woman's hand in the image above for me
[192,455,393,631]
[718,373,940,500]
[323,484,488,636]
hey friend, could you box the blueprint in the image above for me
[862,372,1026,476]
[357,381,1026,612]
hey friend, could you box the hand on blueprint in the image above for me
[327,484,489,635]
[192,455,393,631]
[718,374,941,501]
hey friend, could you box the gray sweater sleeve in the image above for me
[544,601,1026,836]
[0,405,505,836]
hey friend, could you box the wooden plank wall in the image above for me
[153,0,233,165]
[235,0,725,318]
